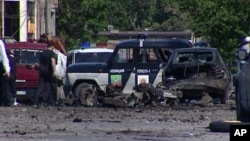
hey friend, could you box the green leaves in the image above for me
[56,0,250,61]
[179,0,250,60]
[56,0,110,49]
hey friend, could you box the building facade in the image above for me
[1,0,57,42]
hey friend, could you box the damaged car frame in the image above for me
[158,47,232,104]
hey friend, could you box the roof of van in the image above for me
[67,48,113,54]
[173,47,218,52]
[116,38,193,49]
[6,42,47,50]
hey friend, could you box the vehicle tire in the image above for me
[75,83,98,107]
[209,120,241,132]
[235,84,250,122]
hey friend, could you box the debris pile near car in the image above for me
[98,83,159,108]
[63,83,188,108]
[63,80,230,108]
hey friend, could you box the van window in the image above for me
[158,49,172,62]
[114,48,133,63]
[67,54,73,66]
[74,52,112,63]
[19,49,42,64]
[137,48,157,63]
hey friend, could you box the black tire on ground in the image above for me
[209,120,241,132]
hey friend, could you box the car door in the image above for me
[108,47,135,94]
[135,48,163,87]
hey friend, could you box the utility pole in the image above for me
[20,0,28,41]
[45,0,51,39]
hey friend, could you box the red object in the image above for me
[6,42,47,98]
[52,37,67,55]
[96,43,108,48]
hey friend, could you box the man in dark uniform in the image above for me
[0,39,10,106]
[34,41,57,106]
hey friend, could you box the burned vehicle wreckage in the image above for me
[158,47,232,105]
[65,34,231,107]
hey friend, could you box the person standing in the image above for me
[6,49,21,106]
[0,39,11,106]
[53,48,67,105]
[34,41,57,106]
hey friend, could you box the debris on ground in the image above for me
[192,92,213,106]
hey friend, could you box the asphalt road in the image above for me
[0,102,236,141]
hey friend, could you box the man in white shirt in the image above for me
[53,48,67,104]
[0,39,11,106]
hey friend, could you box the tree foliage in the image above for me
[107,0,156,30]
[152,0,191,31]
[179,0,250,60]
[56,0,192,50]
[56,0,250,61]
[56,0,110,50]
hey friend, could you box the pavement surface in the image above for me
[0,102,236,141]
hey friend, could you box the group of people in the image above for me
[0,39,20,106]
[34,34,67,106]
[34,40,67,106]
[0,36,67,107]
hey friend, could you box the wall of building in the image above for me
[37,0,57,40]
[1,0,57,41]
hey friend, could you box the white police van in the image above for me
[65,33,193,103]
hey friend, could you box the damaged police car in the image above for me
[65,33,193,106]
[159,47,232,104]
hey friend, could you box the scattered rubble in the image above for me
[0,103,235,141]
[62,82,232,109]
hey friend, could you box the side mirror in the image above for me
[236,49,248,60]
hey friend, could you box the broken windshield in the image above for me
[173,51,213,64]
